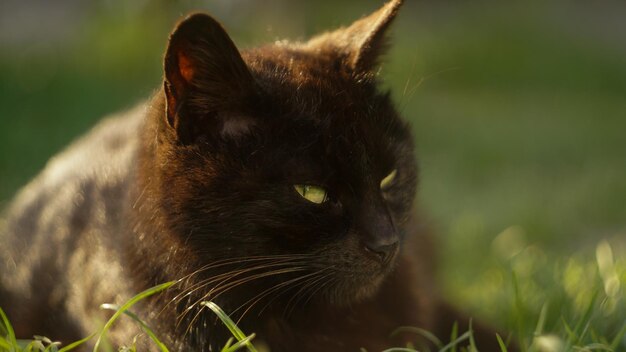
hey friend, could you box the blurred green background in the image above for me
[1,0,624,346]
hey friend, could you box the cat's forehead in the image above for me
[243,47,392,124]
[244,45,345,81]
[238,47,409,177]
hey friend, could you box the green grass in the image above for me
[0,289,260,352]
[1,240,623,351]
[201,302,259,352]
[0,282,175,352]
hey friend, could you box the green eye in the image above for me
[294,185,328,204]
[380,169,397,190]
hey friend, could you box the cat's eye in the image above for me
[294,185,328,204]
[380,169,397,190]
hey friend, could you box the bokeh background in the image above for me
[1,0,625,348]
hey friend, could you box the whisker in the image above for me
[283,270,334,317]
[180,254,315,282]
[162,255,313,318]
[300,273,336,311]
[176,262,305,331]
[181,266,306,337]
[233,269,327,323]
[173,257,307,304]
[162,253,332,340]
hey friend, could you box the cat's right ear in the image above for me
[305,0,403,76]
[163,13,255,143]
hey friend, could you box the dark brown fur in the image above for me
[0,1,515,351]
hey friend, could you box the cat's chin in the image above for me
[329,280,382,307]
[321,268,390,307]
[318,249,401,306]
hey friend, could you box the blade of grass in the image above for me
[44,341,61,352]
[221,337,235,352]
[575,342,613,351]
[450,322,458,352]
[468,319,478,352]
[609,322,626,351]
[58,333,97,352]
[25,340,45,351]
[18,339,35,351]
[201,301,258,352]
[0,337,11,351]
[440,331,471,352]
[93,281,175,352]
[562,317,577,347]
[391,326,443,349]
[572,290,599,342]
[0,307,17,350]
[100,304,169,352]
[496,334,508,352]
[222,334,256,352]
[511,271,528,351]
[578,321,592,346]
[534,303,549,337]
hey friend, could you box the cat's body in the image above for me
[0,1,513,351]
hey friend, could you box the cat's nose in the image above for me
[361,218,399,263]
[359,203,399,263]
[363,239,398,263]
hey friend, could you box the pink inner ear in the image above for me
[178,52,195,83]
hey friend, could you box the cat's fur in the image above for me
[0,1,514,351]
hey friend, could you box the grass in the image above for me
[0,281,175,352]
[1,239,623,351]
[0,293,260,352]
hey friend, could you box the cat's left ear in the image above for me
[306,0,403,75]
[163,13,255,143]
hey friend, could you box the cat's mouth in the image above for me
[321,244,400,305]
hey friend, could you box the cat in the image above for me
[0,1,515,351]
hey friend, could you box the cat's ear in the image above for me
[306,0,403,74]
[163,13,255,142]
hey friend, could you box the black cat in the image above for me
[0,1,515,351]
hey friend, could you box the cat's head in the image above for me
[154,0,417,306]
